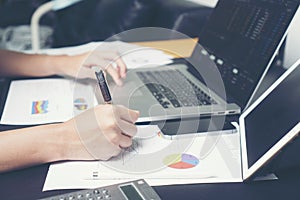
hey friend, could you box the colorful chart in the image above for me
[163,153,199,169]
[74,98,88,111]
[31,100,49,114]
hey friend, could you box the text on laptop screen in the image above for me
[199,0,299,108]
[244,62,300,168]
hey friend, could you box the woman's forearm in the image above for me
[0,50,84,77]
[0,104,139,173]
[0,123,66,173]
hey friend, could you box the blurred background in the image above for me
[0,0,298,69]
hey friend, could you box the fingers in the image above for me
[89,58,125,86]
[104,129,133,149]
[115,105,140,123]
[84,104,139,160]
[118,119,138,137]
[114,57,127,78]
[105,64,123,86]
[105,55,126,86]
[82,51,127,86]
[118,134,133,149]
[104,105,139,148]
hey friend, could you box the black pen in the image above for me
[95,70,112,104]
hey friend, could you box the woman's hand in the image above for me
[58,50,127,86]
[61,104,139,161]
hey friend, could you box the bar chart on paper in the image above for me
[31,100,49,114]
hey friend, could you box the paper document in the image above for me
[43,125,242,191]
[121,48,173,69]
[39,41,174,69]
[0,78,96,125]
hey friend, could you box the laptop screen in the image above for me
[240,59,300,178]
[198,0,299,109]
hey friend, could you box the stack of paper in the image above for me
[43,125,242,190]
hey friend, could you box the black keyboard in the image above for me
[136,70,217,108]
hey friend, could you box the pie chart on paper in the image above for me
[73,98,88,111]
[163,153,199,169]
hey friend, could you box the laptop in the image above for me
[239,59,300,180]
[110,0,299,123]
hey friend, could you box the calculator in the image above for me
[40,179,161,200]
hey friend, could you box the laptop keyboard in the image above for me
[136,70,217,108]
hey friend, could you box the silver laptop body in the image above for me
[111,64,240,122]
[108,0,299,123]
